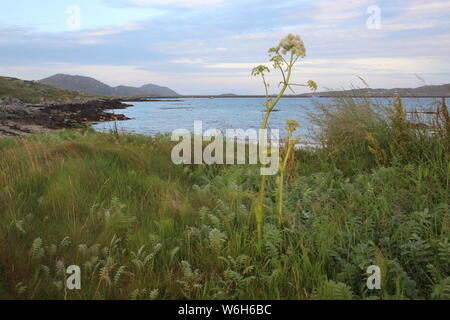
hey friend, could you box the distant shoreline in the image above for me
[123,95,450,101]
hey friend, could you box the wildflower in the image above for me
[285,119,300,132]
[253,34,315,238]
[307,80,318,91]
[279,34,306,57]
[251,65,270,76]
[270,54,284,69]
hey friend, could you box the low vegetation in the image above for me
[0,93,448,300]
[0,76,100,104]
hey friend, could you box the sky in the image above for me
[0,0,449,94]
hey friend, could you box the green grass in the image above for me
[0,98,448,300]
[0,76,102,104]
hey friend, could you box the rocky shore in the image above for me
[0,98,131,137]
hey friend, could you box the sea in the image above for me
[92,97,440,145]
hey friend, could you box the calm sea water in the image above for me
[92,97,439,144]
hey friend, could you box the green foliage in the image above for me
[0,76,102,104]
[316,280,354,300]
[0,95,448,301]
[310,95,449,175]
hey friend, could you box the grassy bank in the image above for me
[0,76,101,104]
[0,98,448,300]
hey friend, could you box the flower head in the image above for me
[285,119,300,132]
[279,34,306,58]
[251,65,270,77]
[270,54,284,69]
[307,80,318,91]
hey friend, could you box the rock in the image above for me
[0,99,130,136]
[0,97,24,105]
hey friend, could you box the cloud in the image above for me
[311,0,374,23]
[80,23,142,38]
[0,63,168,87]
[1,59,449,95]
[206,62,268,69]
[73,22,146,44]
[0,25,33,43]
[123,0,225,8]
[171,58,207,64]
[0,62,260,94]
[1,0,449,94]
[381,0,450,31]
[204,57,450,75]
[406,0,450,14]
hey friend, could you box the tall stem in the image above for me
[278,169,285,226]
[278,135,295,226]
[255,53,294,239]
[255,112,270,239]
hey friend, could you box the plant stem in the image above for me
[255,53,294,239]
[278,135,296,226]
[278,168,285,226]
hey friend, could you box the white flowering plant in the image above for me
[252,34,317,239]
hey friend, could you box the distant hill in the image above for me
[40,74,179,97]
[299,84,450,97]
[0,76,96,104]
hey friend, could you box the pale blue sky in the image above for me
[0,0,449,94]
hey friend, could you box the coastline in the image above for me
[0,98,131,137]
[120,95,450,100]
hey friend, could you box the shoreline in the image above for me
[0,98,131,137]
[121,95,450,101]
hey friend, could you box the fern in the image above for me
[114,266,126,286]
[437,239,450,268]
[99,266,112,286]
[59,236,71,248]
[40,265,51,278]
[15,282,27,296]
[209,228,228,252]
[177,261,203,299]
[263,224,282,259]
[431,277,450,300]
[148,289,159,300]
[30,237,44,259]
[11,219,26,234]
[317,280,354,300]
